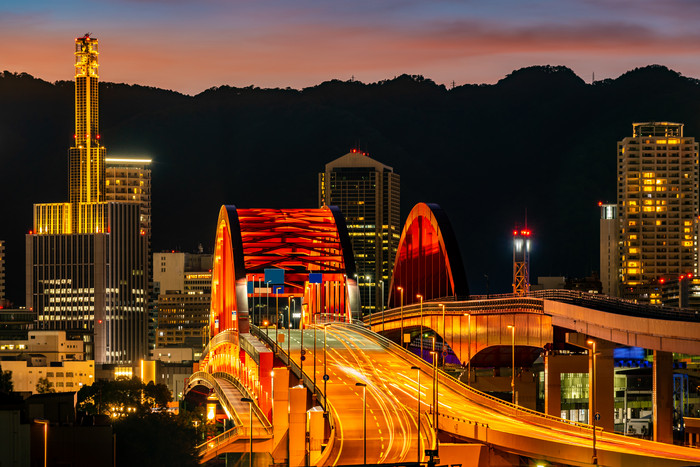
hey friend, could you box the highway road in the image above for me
[278,323,700,466]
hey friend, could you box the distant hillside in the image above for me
[3,65,700,304]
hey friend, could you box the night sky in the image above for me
[3,0,700,94]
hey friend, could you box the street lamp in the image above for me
[416,294,424,359]
[429,348,438,454]
[355,382,367,465]
[464,313,471,386]
[397,287,404,348]
[507,324,515,405]
[366,274,372,327]
[241,398,254,467]
[266,280,271,338]
[587,339,598,465]
[439,304,446,370]
[287,296,292,364]
[35,418,48,467]
[323,324,331,405]
[411,365,421,464]
[380,279,385,332]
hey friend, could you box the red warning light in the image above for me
[96,134,100,139]
[513,230,518,236]
[659,278,666,284]
[689,273,694,279]
[98,319,103,324]
[680,275,686,280]
[598,201,603,207]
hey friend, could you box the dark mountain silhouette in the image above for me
[2,65,699,304]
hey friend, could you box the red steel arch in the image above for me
[388,203,468,307]
[210,205,359,339]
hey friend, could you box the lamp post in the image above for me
[587,339,598,465]
[367,275,372,327]
[355,382,367,465]
[416,295,424,359]
[464,313,471,386]
[266,280,271,338]
[439,304,446,370]
[35,418,48,467]
[398,287,404,348]
[300,299,304,378]
[430,348,438,453]
[507,324,515,405]
[287,297,292,365]
[380,280,385,332]
[241,398,254,467]
[324,324,330,405]
[411,365,421,464]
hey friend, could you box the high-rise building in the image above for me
[26,35,148,365]
[105,157,152,239]
[617,122,699,302]
[319,150,400,316]
[153,251,212,359]
[599,203,619,296]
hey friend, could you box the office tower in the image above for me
[599,203,619,297]
[26,35,148,364]
[0,240,5,304]
[105,157,152,238]
[319,150,400,316]
[153,251,212,359]
[617,122,699,302]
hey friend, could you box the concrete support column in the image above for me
[592,345,615,432]
[544,353,588,418]
[289,385,308,466]
[272,367,289,464]
[308,406,324,464]
[653,350,674,444]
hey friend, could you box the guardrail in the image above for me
[211,371,273,433]
[341,323,603,436]
[370,289,700,324]
[249,324,328,412]
[188,371,243,428]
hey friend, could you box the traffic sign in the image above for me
[442,350,448,357]
[301,349,306,355]
[301,356,306,361]
[323,374,330,381]
[594,412,601,421]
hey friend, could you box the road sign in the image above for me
[323,374,330,381]
[301,349,306,355]
[301,356,306,361]
[594,412,601,421]
[442,350,448,357]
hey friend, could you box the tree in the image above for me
[113,412,199,467]
[77,376,172,417]
[0,370,13,394]
[36,377,55,394]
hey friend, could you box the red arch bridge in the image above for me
[185,203,700,466]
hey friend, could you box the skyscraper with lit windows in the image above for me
[617,122,699,303]
[319,150,400,316]
[26,35,147,364]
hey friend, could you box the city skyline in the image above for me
[3,1,700,94]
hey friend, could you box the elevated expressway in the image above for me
[267,322,700,466]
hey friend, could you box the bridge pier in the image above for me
[653,350,674,444]
[544,352,588,420]
[272,367,289,464]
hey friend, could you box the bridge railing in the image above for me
[341,323,603,436]
[211,371,273,433]
[249,324,329,412]
[189,371,244,427]
[530,289,700,322]
[368,297,545,324]
[371,289,700,323]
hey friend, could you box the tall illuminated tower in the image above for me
[512,227,531,296]
[319,150,400,317]
[26,35,147,365]
[617,122,699,302]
